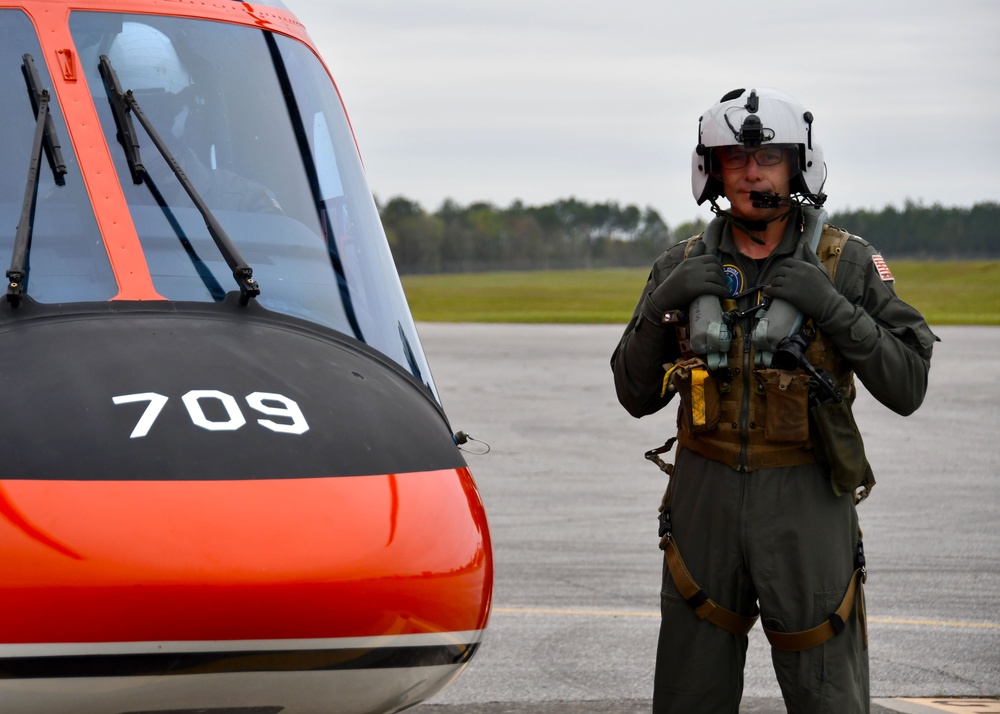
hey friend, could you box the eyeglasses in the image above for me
[716,145,789,170]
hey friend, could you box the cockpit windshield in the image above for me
[65,12,437,395]
[0,10,116,303]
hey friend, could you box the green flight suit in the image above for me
[611,212,936,714]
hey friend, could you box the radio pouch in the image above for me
[809,398,874,497]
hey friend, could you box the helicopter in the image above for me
[0,1,492,712]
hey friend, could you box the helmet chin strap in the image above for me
[708,197,794,245]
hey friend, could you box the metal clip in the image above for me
[661,309,685,324]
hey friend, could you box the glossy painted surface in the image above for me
[0,2,492,711]
[1,470,490,644]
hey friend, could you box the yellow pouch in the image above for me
[665,359,720,433]
[691,369,709,428]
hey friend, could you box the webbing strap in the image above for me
[763,568,865,652]
[663,538,758,637]
[664,536,865,651]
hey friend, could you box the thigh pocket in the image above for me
[809,589,843,692]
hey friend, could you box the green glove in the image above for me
[649,252,729,313]
[764,258,850,329]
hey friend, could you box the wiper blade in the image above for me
[97,53,144,185]
[98,54,260,305]
[22,54,67,185]
[7,54,68,305]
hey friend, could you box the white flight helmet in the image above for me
[107,21,190,95]
[691,87,825,205]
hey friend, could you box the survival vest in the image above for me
[650,219,873,651]
[668,222,855,473]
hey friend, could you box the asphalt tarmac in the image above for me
[410,324,1000,714]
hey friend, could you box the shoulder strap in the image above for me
[683,233,704,258]
[817,225,850,281]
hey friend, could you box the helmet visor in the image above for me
[716,144,793,170]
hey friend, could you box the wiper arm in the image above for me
[98,54,260,305]
[7,54,68,305]
[95,56,224,301]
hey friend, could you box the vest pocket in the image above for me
[756,369,810,443]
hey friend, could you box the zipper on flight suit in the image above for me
[735,255,770,473]
[737,313,753,472]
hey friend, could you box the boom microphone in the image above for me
[749,190,793,209]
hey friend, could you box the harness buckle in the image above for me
[828,613,846,636]
[658,508,672,540]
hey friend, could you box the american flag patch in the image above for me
[872,254,894,282]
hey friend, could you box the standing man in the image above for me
[610,88,936,713]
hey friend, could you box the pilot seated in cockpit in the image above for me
[105,21,282,215]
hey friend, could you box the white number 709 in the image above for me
[112,391,309,438]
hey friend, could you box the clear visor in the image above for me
[716,144,793,170]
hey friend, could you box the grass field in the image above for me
[400,261,1000,326]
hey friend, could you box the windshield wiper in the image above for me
[23,54,67,186]
[7,54,68,306]
[98,54,260,305]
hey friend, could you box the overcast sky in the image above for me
[287,0,999,228]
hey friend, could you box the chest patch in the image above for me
[723,264,744,297]
[872,254,895,282]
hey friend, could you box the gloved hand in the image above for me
[764,258,850,328]
[649,244,729,312]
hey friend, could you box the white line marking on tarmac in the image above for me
[896,699,1000,713]
[494,607,1000,631]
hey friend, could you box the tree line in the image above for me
[378,196,999,274]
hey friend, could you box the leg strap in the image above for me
[762,568,865,652]
[664,536,865,650]
[663,537,758,637]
